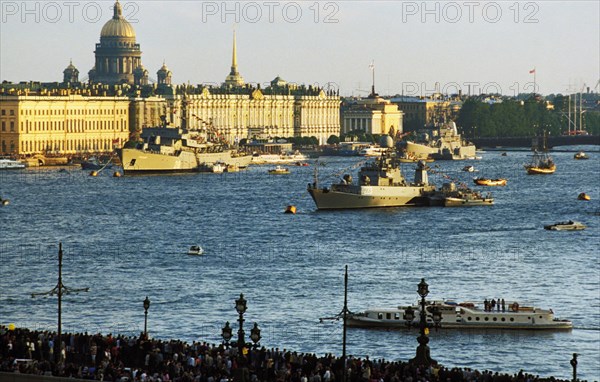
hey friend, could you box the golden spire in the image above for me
[224,27,244,87]
[231,29,238,75]
[113,0,122,19]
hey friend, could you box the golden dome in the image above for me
[100,1,135,38]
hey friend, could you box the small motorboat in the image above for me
[268,166,290,175]
[544,221,586,231]
[188,245,204,255]
[577,193,590,201]
[574,151,589,160]
[501,152,508,156]
[473,177,507,186]
[462,165,476,172]
[295,162,309,167]
[212,163,225,174]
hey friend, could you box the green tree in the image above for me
[327,135,340,145]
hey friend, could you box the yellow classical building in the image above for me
[177,86,340,145]
[390,96,461,131]
[0,94,130,155]
[0,0,341,156]
[341,95,402,136]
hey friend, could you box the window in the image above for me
[1,121,5,131]
[493,317,497,321]
[386,313,391,320]
[378,313,383,319]
[467,317,472,321]
[475,317,480,321]
[484,317,489,321]
[510,318,514,322]
[501,318,506,322]
[1,109,5,115]
[10,122,14,132]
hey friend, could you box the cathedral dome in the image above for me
[100,1,136,38]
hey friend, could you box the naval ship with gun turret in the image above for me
[402,121,477,161]
[307,136,436,209]
[118,116,252,174]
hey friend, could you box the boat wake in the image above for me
[573,326,600,331]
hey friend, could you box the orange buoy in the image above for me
[89,171,98,177]
[578,193,590,201]
[1,198,9,206]
[285,205,297,214]
[113,171,122,177]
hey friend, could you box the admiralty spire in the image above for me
[224,30,245,87]
[90,0,142,84]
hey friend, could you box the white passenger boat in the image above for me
[251,151,309,164]
[347,300,572,330]
[0,158,26,170]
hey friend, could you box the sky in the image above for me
[1,0,599,97]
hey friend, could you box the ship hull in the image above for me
[444,197,494,207]
[119,148,252,174]
[525,166,556,175]
[308,186,434,210]
[346,316,572,330]
[405,140,477,161]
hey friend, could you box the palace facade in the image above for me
[341,94,403,136]
[0,93,130,155]
[0,1,340,156]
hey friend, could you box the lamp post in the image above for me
[222,294,261,382]
[409,278,437,367]
[31,243,89,364]
[570,353,577,382]
[143,296,150,337]
[235,293,247,357]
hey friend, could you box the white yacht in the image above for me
[0,158,26,170]
[347,300,572,330]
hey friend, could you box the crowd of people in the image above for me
[0,325,579,382]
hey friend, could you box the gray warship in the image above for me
[119,116,252,174]
[307,136,436,209]
[403,121,477,160]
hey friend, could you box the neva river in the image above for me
[1,148,599,380]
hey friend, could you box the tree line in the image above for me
[456,97,600,138]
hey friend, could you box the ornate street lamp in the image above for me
[235,293,247,357]
[143,296,150,337]
[410,278,437,367]
[403,306,415,328]
[221,321,233,345]
[250,322,261,346]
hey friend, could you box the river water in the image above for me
[1,147,599,380]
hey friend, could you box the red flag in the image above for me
[529,68,536,74]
